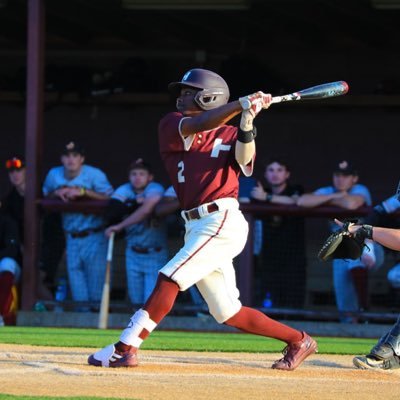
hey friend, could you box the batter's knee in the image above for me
[208,302,242,324]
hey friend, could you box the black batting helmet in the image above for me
[168,68,230,111]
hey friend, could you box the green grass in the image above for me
[0,326,376,355]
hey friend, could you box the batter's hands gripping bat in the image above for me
[98,232,115,329]
[268,81,349,105]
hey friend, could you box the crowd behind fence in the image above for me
[33,200,400,323]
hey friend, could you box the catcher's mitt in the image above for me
[318,221,372,261]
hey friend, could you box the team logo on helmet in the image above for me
[182,71,192,82]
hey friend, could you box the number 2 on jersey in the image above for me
[177,160,185,183]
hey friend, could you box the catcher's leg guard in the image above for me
[369,316,400,359]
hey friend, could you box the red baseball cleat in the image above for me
[272,332,317,371]
[88,344,138,368]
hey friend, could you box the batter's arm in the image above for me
[235,93,273,166]
[235,140,255,166]
[180,101,242,137]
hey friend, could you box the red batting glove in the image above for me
[239,91,272,115]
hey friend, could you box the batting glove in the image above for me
[239,91,271,112]
[239,92,271,131]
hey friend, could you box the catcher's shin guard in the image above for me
[370,316,400,359]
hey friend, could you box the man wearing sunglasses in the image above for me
[0,156,24,325]
[2,157,25,237]
[1,155,57,310]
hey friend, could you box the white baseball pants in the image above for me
[160,198,248,323]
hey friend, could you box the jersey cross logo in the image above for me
[211,139,231,158]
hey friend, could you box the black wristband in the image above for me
[237,126,257,143]
[361,224,373,239]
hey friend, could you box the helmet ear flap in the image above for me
[194,88,229,111]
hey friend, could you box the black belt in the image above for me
[67,226,104,239]
[183,202,219,221]
[131,246,162,254]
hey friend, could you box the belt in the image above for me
[183,202,219,221]
[67,226,104,239]
[131,246,162,254]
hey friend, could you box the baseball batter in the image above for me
[88,68,317,370]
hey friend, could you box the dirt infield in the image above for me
[0,344,399,400]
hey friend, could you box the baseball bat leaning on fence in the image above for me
[267,81,349,105]
[98,232,115,329]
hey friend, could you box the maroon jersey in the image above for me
[159,112,243,210]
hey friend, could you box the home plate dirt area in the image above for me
[0,344,399,400]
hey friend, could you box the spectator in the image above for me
[2,156,25,237]
[105,159,167,305]
[250,157,306,308]
[42,141,113,308]
[2,155,55,301]
[0,213,21,326]
[297,160,375,322]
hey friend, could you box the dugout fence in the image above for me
[23,199,400,324]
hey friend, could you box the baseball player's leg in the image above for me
[354,316,400,370]
[88,208,248,368]
[370,316,400,357]
[162,208,249,290]
[333,259,359,322]
[88,272,179,367]
[84,233,108,302]
[65,238,89,302]
[0,258,20,319]
[196,264,241,323]
[0,271,13,320]
[189,285,207,309]
[197,262,316,370]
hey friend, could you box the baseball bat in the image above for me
[269,81,349,105]
[98,232,115,329]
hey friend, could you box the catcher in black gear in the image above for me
[336,219,400,370]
